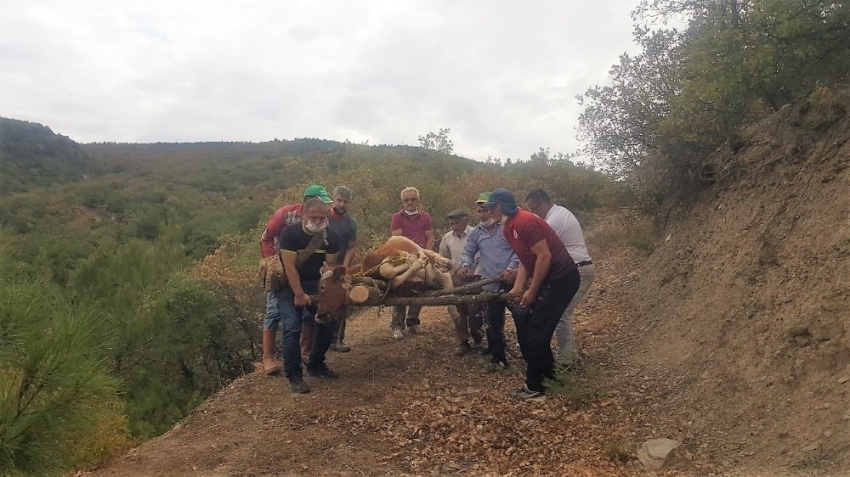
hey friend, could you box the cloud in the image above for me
[0,0,641,160]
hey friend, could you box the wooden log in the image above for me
[421,276,503,297]
[348,284,382,304]
[380,292,514,307]
[308,292,516,307]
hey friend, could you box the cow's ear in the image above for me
[332,266,347,281]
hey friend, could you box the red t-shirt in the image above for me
[390,209,433,248]
[503,209,575,280]
[260,203,302,257]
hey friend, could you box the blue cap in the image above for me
[481,188,518,215]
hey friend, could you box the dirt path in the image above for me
[87,246,673,476]
[88,227,806,477]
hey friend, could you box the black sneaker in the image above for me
[306,364,339,379]
[289,376,310,394]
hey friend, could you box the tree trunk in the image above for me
[421,276,503,297]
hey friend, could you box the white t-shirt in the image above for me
[544,205,591,263]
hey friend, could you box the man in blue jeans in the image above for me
[277,197,341,394]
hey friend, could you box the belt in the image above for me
[577,260,593,267]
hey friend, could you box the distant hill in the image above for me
[0,117,94,192]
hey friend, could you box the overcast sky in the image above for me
[0,0,641,161]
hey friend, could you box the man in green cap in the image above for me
[259,184,332,375]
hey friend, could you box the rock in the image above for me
[802,441,822,452]
[837,377,849,384]
[638,438,681,470]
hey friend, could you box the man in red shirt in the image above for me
[389,186,434,339]
[482,188,580,400]
[259,184,332,375]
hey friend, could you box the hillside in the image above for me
[84,89,850,476]
[603,87,850,474]
[0,117,94,192]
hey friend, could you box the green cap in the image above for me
[303,184,332,204]
[476,191,490,204]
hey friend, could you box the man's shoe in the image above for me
[486,359,509,373]
[513,385,545,400]
[392,328,405,340]
[306,364,339,379]
[331,342,352,353]
[289,376,310,394]
[407,325,420,334]
[454,342,472,357]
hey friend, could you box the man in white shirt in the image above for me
[439,209,483,356]
[525,189,595,364]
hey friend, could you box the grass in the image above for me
[544,364,605,407]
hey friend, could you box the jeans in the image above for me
[391,305,421,330]
[512,268,580,392]
[484,298,508,362]
[555,264,596,361]
[275,281,333,379]
[263,292,280,330]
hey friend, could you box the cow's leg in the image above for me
[391,258,425,288]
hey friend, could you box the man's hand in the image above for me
[519,289,537,307]
[508,285,524,302]
[295,292,312,307]
[456,266,471,279]
[500,268,518,284]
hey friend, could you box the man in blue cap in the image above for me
[481,188,581,400]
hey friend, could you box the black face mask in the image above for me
[333,207,347,215]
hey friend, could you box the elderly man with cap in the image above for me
[481,188,580,400]
[457,192,519,371]
[259,184,332,375]
[438,208,483,356]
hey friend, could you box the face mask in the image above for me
[305,220,327,233]
[482,218,496,227]
[404,209,419,216]
[499,215,509,225]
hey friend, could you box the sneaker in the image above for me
[306,364,339,379]
[289,376,310,394]
[486,359,509,373]
[392,328,405,340]
[454,342,472,357]
[407,325,420,334]
[331,342,352,353]
[513,385,545,400]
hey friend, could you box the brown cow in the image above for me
[315,236,454,323]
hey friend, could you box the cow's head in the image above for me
[315,266,351,324]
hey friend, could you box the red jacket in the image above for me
[260,203,302,257]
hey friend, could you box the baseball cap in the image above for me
[476,192,490,204]
[446,209,469,219]
[303,184,333,204]
[481,188,518,214]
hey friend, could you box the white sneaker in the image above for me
[392,329,404,340]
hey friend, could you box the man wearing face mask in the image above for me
[260,184,333,375]
[457,192,520,371]
[389,186,434,339]
[327,186,358,353]
[481,189,580,400]
[277,198,341,394]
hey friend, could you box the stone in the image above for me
[638,438,681,470]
